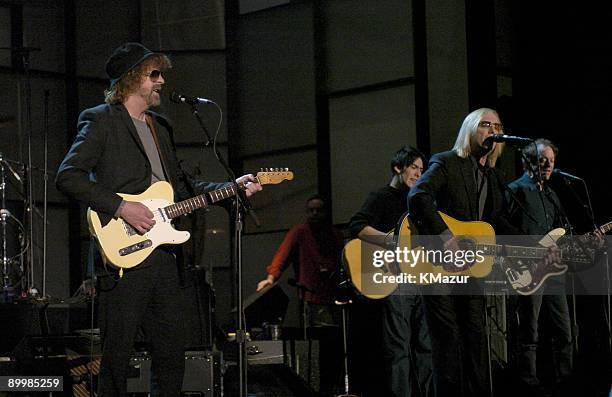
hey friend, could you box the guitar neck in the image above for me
[478,243,567,260]
[163,181,248,219]
[596,221,612,235]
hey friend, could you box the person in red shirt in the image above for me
[256,194,345,326]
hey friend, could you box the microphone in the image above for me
[553,169,583,181]
[484,134,534,146]
[169,91,213,105]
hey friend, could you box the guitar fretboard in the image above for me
[597,222,612,235]
[477,243,578,261]
[478,244,548,259]
[163,181,248,219]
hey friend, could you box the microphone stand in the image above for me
[186,100,252,397]
[288,279,315,387]
[16,46,37,297]
[42,90,49,297]
[335,267,358,397]
[604,250,611,353]
[187,102,213,148]
[558,173,611,354]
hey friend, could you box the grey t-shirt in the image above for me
[132,117,166,184]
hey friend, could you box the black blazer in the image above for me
[408,150,518,236]
[56,103,226,226]
[506,172,566,235]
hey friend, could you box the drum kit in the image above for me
[1,46,50,303]
[0,150,27,303]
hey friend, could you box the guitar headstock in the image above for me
[256,168,294,185]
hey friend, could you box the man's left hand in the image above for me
[237,174,263,197]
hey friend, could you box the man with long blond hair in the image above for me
[408,108,519,397]
[57,43,261,396]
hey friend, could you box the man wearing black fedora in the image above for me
[56,42,262,396]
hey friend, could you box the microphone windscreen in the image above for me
[169,91,182,103]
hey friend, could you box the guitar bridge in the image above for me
[119,240,153,256]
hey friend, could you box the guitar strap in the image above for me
[145,113,171,184]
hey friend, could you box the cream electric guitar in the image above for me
[88,169,293,269]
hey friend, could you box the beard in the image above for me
[148,94,160,107]
[147,90,161,107]
[140,85,162,107]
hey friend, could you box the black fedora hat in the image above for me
[105,42,159,87]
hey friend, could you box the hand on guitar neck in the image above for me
[589,229,607,249]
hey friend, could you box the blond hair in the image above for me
[452,107,504,167]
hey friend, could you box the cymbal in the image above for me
[0,153,23,166]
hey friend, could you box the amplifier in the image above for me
[127,350,222,396]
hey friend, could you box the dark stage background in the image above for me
[0,1,611,396]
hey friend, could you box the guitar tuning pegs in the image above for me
[284,167,289,171]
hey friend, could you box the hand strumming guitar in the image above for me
[119,201,155,235]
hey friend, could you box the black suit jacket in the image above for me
[57,103,226,226]
[506,172,566,235]
[408,150,518,236]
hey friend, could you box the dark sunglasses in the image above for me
[144,69,164,80]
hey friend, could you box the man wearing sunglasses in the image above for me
[407,108,523,397]
[56,42,261,396]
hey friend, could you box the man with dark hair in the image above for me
[349,145,432,397]
[256,194,344,325]
[56,42,261,396]
[506,138,573,396]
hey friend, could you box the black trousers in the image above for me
[382,293,433,397]
[422,294,488,397]
[97,249,185,397]
[517,290,572,386]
